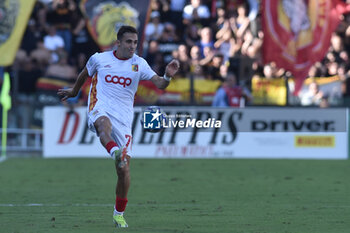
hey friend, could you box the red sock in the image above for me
[115,196,128,212]
[106,141,118,153]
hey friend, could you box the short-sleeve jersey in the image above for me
[86,51,156,128]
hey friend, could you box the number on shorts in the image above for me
[125,135,132,149]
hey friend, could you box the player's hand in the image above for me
[57,88,77,101]
[165,59,180,77]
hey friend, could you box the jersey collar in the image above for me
[113,50,131,60]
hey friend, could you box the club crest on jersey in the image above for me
[92,110,99,116]
[132,64,138,72]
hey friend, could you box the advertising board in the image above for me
[43,107,348,159]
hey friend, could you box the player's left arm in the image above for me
[151,59,180,89]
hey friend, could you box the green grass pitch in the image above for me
[0,158,350,233]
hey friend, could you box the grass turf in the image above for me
[0,158,349,233]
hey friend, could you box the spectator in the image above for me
[236,4,250,32]
[313,62,328,77]
[172,44,190,76]
[263,62,284,79]
[239,30,263,82]
[190,45,201,64]
[150,0,161,12]
[241,29,254,55]
[146,40,165,74]
[197,27,214,57]
[43,25,65,62]
[215,23,240,60]
[199,46,216,66]
[326,61,339,76]
[205,53,225,81]
[71,7,98,60]
[219,63,229,78]
[145,40,159,66]
[244,30,264,59]
[299,81,324,106]
[14,50,28,68]
[145,11,164,41]
[338,63,347,81]
[16,58,42,128]
[189,45,205,79]
[47,0,76,54]
[183,23,201,47]
[157,23,181,63]
[330,33,344,54]
[247,0,260,37]
[319,95,330,108]
[31,1,48,32]
[156,0,171,20]
[308,64,321,78]
[10,0,350,109]
[46,50,77,80]
[183,0,210,25]
[76,53,87,73]
[212,72,252,107]
[226,0,245,15]
[21,19,43,55]
[228,4,250,40]
[30,40,52,70]
[339,50,349,66]
[168,0,186,30]
[341,70,350,105]
[18,58,42,95]
[344,17,350,51]
[215,6,227,30]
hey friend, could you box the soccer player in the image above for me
[57,25,179,228]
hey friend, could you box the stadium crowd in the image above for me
[5,0,350,128]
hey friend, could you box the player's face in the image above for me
[117,32,138,59]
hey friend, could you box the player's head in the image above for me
[116,25,138,59]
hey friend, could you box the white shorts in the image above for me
[87,108,133,156]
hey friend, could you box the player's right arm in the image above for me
[57,67,90,101]
[58,52,98,101]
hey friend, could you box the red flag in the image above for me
[262,0,348,95]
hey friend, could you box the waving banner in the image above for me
[262,0,349,94]
[135,79,222,105]
[0,0,35,66]
[80,0,151,52]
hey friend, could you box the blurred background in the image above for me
[1,0,350,157]
[1,2,350,231]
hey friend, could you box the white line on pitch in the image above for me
[0,203,198,207]
[0,203,349,208]
[0,204,113,207]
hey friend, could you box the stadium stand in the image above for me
[3,0,350,131]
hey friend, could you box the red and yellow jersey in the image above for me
[86,51,156,127]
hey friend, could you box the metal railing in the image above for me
[0,128,42,151]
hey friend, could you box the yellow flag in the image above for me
[0,72,11,111]
[0,0,36,66]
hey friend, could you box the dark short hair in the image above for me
[117,25,138,40]
[226,72,237,80]
[214,53,224,59]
